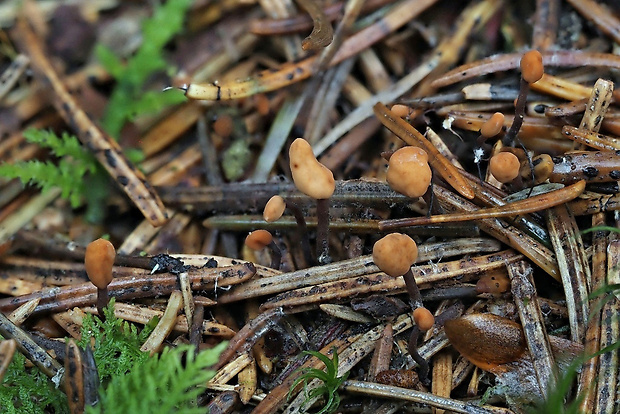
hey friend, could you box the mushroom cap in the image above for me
[413,307,435,331]
[245,229,273,250]
[289,138,335,199]
[489,152,520,183]
[85,238,115,290]
[480,112,505,138]
[372,233,418,277]
[213,114,234,138]
[520,50,544,84]
[264,195,286,222]
[386,146,432,198]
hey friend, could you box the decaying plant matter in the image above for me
[0,0,620,413]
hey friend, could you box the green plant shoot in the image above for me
[97,0,192,138]
[288,347,349,414]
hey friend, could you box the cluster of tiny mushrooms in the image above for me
[243,50,552,385]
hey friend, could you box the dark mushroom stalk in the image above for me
[84,238,116,320]
[245,229,282,270]
[503,50,544,146]
[373,233,434,384]
[264,195,313,266]
[289,138,335,264]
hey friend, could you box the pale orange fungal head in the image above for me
[85,238,116,290]
[413,307,435,331]
[386,146,432,198]
[372,233,418,277]
[264,195,286,222]
[489,152,520,183]
[245,229,273,250]
[520,50,544,84]
[289,138,335,199]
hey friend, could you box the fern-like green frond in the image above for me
[78,299,156,383]
[98,0,193,137]
[86,343,226,414]
[0,129,97,208]
[0,351,68,414]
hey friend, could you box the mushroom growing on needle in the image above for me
[373,233,434,383]
[289,138,335,264]
[84,238,115,319]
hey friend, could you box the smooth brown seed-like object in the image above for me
[480,112,505,138]
[489,152,520,183]
[413,307,435,331]
[520,50,544,84]
[386,146,432,198]
[85,238,115,290]
[289,138,335,199]
[444,313,526,372]
[263,195,286,222]
[372,233,418,277]
[245,230,273,250]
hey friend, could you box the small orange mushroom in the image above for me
[245,229,273,250]
[213,114,234,138]
[289,138,335,263]
[520,50,544,84]
[503,50,545,146]
[373,233,431,383]
[289,138,335,200]
[413,307,435,331]
[245,230,281,269]
[85,238,116,318]
[489,152,520,183]
[263,195,286,222]
[386,146,432,199]
[372,233,418,277]
[480,112,505,138]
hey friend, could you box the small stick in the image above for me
[0,54,30,100]
[566,0,620,45]
[532,0,559,51]
[0,310,63,382]
[15,17,168,226]
[140,290,184,355]
[577,213,607,412]
[379,180,586,228]
[507,261,556,397]
[341,380,510,414]
[0,339,17,382]
[547,205,591,343]
[0,262,256,314]
[562,126,620,152]
[295,0,333,50]
[432,51,620,89]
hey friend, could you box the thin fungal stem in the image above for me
[503,77,529,146]
[268,240,282,270]
[96,287,108,320]
[402,269,423,309]
[283,199,314,265]
[316,198,331,264]
[408,326,430,385]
